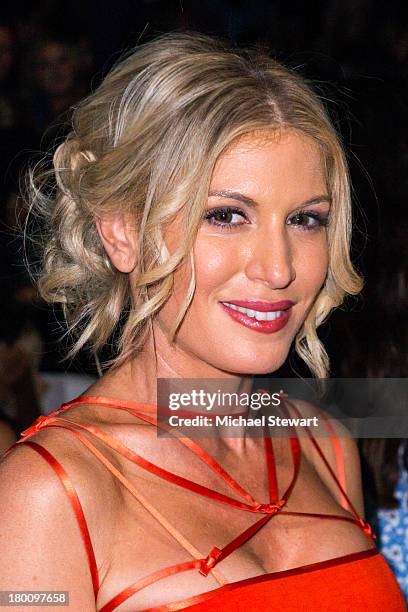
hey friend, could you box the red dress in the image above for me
[4,395,405,611]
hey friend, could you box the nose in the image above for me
[244,227,296,290]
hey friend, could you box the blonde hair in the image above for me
[27,31,362,377]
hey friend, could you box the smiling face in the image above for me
[153,129,330,376]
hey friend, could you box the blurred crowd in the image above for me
[0,5,100,451]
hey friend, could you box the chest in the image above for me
[94,438,369,611]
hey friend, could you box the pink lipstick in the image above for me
[219,299,293,334]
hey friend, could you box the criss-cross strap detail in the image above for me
[17,422,228,588]
[58,396,266,505]
[18,395,302,515]
[60,396,301,502]
[4,392,379,612]
[98,559,205,612]
[62,396,282,507]
[108,407,259,506]
[283,398,376,541]
[18,414,298,514]
[199,427,301,578]
[199,504,285,578]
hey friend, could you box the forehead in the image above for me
[211,129,326,195]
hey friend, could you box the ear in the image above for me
[95,213,138,273]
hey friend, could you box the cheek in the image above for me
[157,236,235,323]
[192,237,236,295]
[297,236,329,292]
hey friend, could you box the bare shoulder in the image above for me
[285,397,364,515]
[0,419,119,610]
[0,402,125,526]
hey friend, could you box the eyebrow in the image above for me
[208,190,331,208]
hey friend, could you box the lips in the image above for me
[220,300,294,312]
[219,300,293,334]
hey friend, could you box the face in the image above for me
[36,42,76,95]
[154,130,330,376]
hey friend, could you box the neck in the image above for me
[94,323,262,450]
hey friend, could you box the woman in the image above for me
[0,32,404,610]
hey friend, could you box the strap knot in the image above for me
[255,499,286,514]
[199,546,222,577]
[20,415,49,438]
[357,518,377,540]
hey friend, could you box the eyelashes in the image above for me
[287,211,329,230]
[203,207,247,230]
[203,206,329,232]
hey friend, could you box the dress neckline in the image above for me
[10,393,381,612]
[137,547,381,612]
[23,394,302,514]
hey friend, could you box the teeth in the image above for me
[222,302,284,322]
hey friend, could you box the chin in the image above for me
[212,351,289,376]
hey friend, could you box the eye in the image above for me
[204,206,249,230]
[287,210,329,231]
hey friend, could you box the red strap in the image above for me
[13,440,99,597]
[264,435,278,502]
[96,402,302,610]
[318,409,348,509]
[119,407,259,506]
[284,399,360,515]
[279,510,376,539]
[54,395,262,507]
[37,423,226,583]
[116,405,303,513]
[43,417,302,576]
[283,399,375,541]
[20,415,272,513]
[60,395,159,413]
[98,560,202,612]
[199,420,302,577]
[59,395,290,508]
[44,394,303,510]
[200,512,280,578]
[19,405,299,515]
